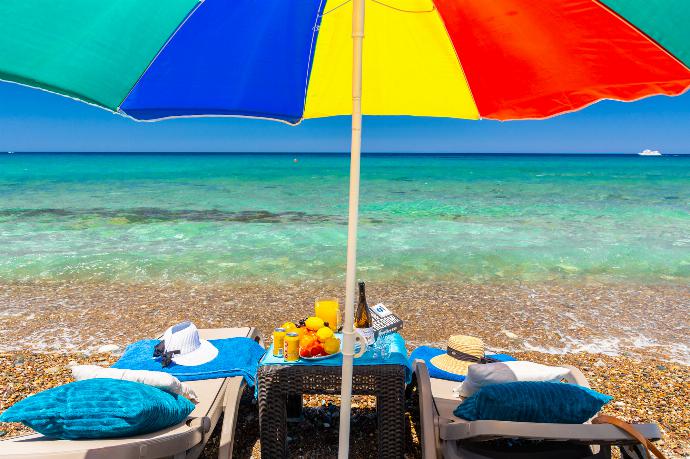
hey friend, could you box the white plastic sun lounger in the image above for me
[1,327,262,459]
[413,360,662,459]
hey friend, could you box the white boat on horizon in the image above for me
[638,149,662,156]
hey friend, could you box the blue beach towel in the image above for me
[409,346,515,382]
[112,337,265,386]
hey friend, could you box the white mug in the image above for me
[352,329,370,358]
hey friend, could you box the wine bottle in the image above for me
[354,281,375,345]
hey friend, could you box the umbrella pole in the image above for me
[338,0,365,457]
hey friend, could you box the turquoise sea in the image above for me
[0,153,688,285]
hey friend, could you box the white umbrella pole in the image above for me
[338,0,365,457]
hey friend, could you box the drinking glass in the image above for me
[370,332,392,361]
[315,297,340,331]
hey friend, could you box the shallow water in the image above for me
[0,153,689,284]
[1,280,688,364]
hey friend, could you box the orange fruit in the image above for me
[305,316,324,331]
[299,334,317,349]
[296,326,307,340]
[323,337,341,355]
[281,321,297,333]
[316,327,334,342]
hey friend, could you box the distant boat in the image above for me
[638,149,662,156]
[7,151,14,154]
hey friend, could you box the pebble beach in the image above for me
[1,279,688,457]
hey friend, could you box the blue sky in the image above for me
[1,81,689,154]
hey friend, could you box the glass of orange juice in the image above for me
[315,297,339,331]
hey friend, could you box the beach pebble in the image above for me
[65,360,78,369]
[614,401,625,408]
[594,359,606,368]
[501,330,519,339]
[96,344,119,354]
[44,366,60,375]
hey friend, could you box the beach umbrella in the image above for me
[1,1,690,456]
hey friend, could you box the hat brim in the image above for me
[172,339,218,367]
[429,354,477,376]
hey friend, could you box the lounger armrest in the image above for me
[188,416,212,434]
[248,327,265,348]
[562,365,590,388]
[440,419,661,443]
[413,359,443,459]
[412,359,425,376]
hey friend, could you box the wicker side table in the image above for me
[257,363,406,458]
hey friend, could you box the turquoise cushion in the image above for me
[0,379,195,439]
[454,381,612,424]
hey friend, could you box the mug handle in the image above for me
[352,329,369,358]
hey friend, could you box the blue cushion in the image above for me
[409,346,516,382]
[0,379,195,439]
[454,381,612,424]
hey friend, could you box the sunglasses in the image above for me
[153,340,181,368]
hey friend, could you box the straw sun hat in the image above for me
[429,335,486,376]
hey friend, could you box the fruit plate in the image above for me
[301,351,341,361]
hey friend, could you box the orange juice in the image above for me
[315,298,339,331]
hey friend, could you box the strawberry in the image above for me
[311,343,325,357]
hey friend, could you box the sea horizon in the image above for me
[5,151,690,156]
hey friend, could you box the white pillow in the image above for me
[454,361,571,397]
[72,365,199,403]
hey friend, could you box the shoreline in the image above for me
[1,279,688,363]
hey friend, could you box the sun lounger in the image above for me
[412,360,662,459]
[1,327,262,459]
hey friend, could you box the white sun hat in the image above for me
[161,321,218,367]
